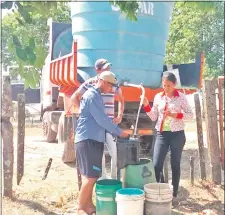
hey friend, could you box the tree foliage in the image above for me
[110,1,139,21]
[2,1,141,88]
[2,2,71,88]
[165,2,224,78]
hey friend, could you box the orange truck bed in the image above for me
[50,41,203,115]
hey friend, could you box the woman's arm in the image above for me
[164,94,194,120]
[143,95,159,121]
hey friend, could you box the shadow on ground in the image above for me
[175,198,223,214]
[64,162,76,168]
[13,198,58,215]
[172,185,224,214]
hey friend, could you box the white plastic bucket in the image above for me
[116,188,145,215]
[144,183,173,215]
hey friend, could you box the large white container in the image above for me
[144,183,173,215]
[116,188,145,215]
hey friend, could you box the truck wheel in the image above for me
[42,112,57,143]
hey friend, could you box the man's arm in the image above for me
[113,87,124,124]
[89,94,124,137]
[71,90,82,110]
[71,82,89,110]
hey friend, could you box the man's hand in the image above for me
[113,116,122,124]
[120,131,129,138]
[164,111,178,119]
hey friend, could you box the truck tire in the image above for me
[42,112,57,143]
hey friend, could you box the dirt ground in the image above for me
[2,121,224,215]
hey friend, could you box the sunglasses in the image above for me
[106,81,114,86]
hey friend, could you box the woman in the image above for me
[142,72,193,204]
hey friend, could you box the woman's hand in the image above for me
[164,110,178,119]
[142,97,149,107]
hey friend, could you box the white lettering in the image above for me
[139,2,154,16]
[139,2,146,14]
[148,2,154,15]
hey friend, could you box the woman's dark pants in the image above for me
[153,130,186,197]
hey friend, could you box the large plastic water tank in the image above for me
[71,1,174,87]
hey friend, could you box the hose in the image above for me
[123,82,145,136]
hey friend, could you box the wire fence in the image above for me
[12,102,42,127]
[4,119,211,185]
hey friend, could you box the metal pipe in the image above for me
[123,82,145,136]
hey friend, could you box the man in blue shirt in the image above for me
[71,58,124,179]
[75,71,128,215]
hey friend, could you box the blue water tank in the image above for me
[71,1,174,88]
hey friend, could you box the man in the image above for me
[75,71,129,215]
[71,58,124,179]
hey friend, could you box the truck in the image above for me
[40,2,203,161]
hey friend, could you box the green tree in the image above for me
[2,2,71,88]
[165,2,224,78]
[2,1,140,88]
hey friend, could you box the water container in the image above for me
[122,158,156,189]
[71,1,174,87]
[117,137,140,169]
[116,188,145,215]
[96,179,122,215]
[144,183,173,215]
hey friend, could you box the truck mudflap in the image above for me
[58,112,76,163]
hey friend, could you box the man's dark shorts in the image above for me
[76,139,104,178]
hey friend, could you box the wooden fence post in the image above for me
[218,76,224,170]
[190,156,195,185]
[17,94,25,185]
[1,76,14,198]
[202,79,221,184]
[194,93,206,180]
[201,90,206,119]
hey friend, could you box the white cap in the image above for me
[99,71,118,86]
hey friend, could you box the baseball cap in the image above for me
[95,58,112,70]
[99,71,118,86]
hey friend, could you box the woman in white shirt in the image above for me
[143,72,193,205]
